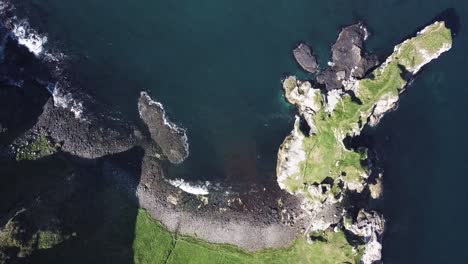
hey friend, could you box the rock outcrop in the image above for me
[293,43,318,73]
[316,23,379,90]
[344,210,385,264]
[138,92,189,164]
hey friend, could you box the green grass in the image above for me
[281,21,452,194]
[16,132,57,161]
[0,219,65,256]
[16,183,361,263]
[38,231,66,250]
[133,209,362,264]
[133,211,174,264]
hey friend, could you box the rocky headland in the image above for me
[279,21,452,263]
[0,1,454,262]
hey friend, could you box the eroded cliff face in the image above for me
[278,21,452,263]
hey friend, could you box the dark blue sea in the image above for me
[12,0,468,262]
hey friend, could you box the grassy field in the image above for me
[280,21,452,194]
[134,209,362,264]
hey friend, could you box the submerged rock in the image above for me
[293,43,318,73]
[138,92,189,164]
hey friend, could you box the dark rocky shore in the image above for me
[0,9,386,261]
[0,4,307,261]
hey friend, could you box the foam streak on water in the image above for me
[167,178,210,195]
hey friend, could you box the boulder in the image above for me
[293,43,318,73]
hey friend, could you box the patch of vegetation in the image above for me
[0,217,36,257]
[38,231,66,250]
[282,22,452,193]
[16,132,57,161]
[24,186,361,264]
[133,211,174,264]
[0,217,65,258]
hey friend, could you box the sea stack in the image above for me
[293,43,318,73]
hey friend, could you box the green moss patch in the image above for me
[16,132,57,161]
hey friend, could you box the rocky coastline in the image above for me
[0,3,307,261]
[0,1,455,262]
[281,21,452,263]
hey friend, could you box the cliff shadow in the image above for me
[0,35,54,146]
[0,145,145,264]
[21,147,144,264]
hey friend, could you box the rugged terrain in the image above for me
[280,21,452,263]
[0,1,454,263]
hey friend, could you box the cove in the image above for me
[12,0,468,262]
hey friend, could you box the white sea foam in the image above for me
[167,178,210,195]
[12,20,47,56]
[139,91,190,161]
[51,83,85,120]
[0,2,87,121]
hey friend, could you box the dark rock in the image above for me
[34,100,138,159]
[317,23,379,90]
[293,43,318,73]
[138,92,189,164]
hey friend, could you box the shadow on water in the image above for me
[24,147,144,264]
[0,147,144,264]
[0,35,143,264]
[0,39,52,146]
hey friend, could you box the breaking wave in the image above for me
[0,0,85,121]
[167,178,210,195]
[11,20,47,56]
[50,83,85,120]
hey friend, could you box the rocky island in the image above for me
[0,1,454,262]
[279,21,452,263]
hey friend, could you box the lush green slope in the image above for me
[278,22,452,195]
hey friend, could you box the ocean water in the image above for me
[12,0,468,262]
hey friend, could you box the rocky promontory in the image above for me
[316,23,379,90]
[138,92,189,164]
[278,21,452,263]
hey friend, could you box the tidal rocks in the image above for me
[34,99,139,159]
[293,43,318,73]
[317,23,379,90]
[138,92,189,164]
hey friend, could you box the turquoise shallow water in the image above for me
[14,0,468,262]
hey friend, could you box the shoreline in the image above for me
[0,1,456,262]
